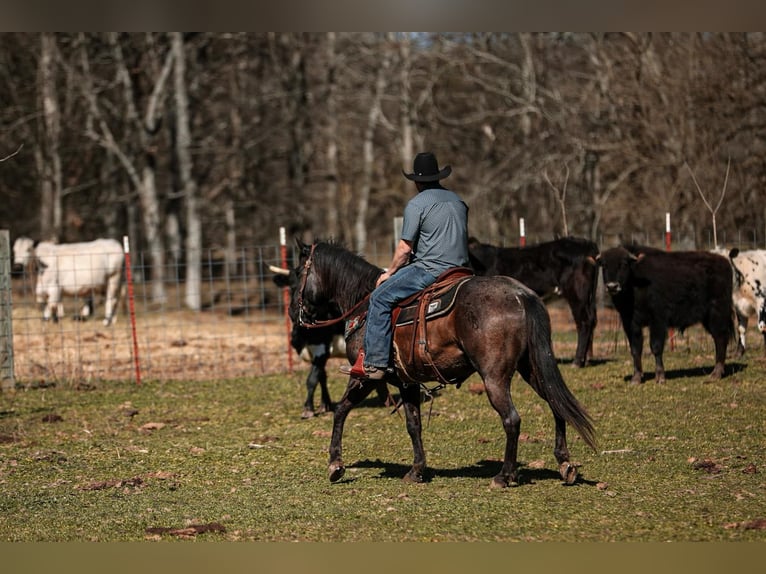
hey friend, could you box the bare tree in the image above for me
[544,164,570,236]
[79,33,173,303]
[171,33,201,311]
[686,159,730,248]
[354,33,394,254]
[38,33,63,240]
[324,32,340,240]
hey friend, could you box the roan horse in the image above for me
[295,240,596,488]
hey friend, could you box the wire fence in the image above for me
[2,229,763,387]
[4,239,395,386]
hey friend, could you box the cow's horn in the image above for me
[268,265,290,276]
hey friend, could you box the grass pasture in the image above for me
[1,336,764,543]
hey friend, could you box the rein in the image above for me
[296,242,372,329]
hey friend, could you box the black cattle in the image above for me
[598,245,735,384]
[468,236,600,367]
[271,265,388,418]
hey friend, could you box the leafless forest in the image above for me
[2,33,766,306]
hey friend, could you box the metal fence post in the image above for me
[0,229,15,391]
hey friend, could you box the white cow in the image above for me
[725,247,766,356]
[13,237,124,326]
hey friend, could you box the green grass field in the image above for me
[0,344,764,542]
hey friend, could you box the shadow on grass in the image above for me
[557,357,615,368]
[621,361,747,383]
[346,458,600,487]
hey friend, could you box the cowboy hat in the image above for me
[402,152,451,182]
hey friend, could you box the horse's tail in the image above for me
[524,294,597,451]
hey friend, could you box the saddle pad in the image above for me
[394,275,472,327]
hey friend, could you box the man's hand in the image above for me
[375,270,391,287]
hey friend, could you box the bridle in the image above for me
[296,242,370,330]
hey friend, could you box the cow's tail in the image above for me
[524,294,597,451]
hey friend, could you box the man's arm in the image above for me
[375,238,413,287]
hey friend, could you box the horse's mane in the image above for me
[312,240,381,308]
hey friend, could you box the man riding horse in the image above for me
[340,151,470,380]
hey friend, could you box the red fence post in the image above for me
[519,217,526,247]
[123,236,141,385]
[279,227,294,374]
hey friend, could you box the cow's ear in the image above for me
[729,248,739,259]
[635,253,646,262]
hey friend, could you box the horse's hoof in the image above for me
[490,475,518,488]
[402,470,424,484]
[300,409,315,420]
[559,462,578,485]
[329,462,345,483]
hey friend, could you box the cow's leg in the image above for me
[735,311,747,357]
[103,275,121,326]
[300,344,332,419]
[328,377,379,482]
[710,333,728,380]
[564,285,597,368]
[627,325,644,384]
[648,323,667,384]
[43,286,62,323]
[76,294,93,321]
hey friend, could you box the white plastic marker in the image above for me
[123,236,141,385]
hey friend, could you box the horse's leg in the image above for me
[482,373,521,488]
[517,354,577,485]
[328,377,378,483]
[398,382,426,484]
[375,380,392,407]
[553,415,578,484]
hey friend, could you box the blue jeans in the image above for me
[364,265,437,369]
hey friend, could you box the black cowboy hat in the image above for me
[402,152,452,182]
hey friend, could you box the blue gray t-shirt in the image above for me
[400,187,469,276]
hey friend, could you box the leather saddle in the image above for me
[391,267,474,384]
[346,267,474,383]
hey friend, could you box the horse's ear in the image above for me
[295,237,312,257]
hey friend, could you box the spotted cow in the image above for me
[726,248,766,356]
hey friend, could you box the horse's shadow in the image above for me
[557,357,614,367]
[344,458,600,487]
[622,361,746,383]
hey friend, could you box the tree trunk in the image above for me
[172,33,201,311]
[354,34,392,254]
[324,32,340,240]
[38,33,63,241]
